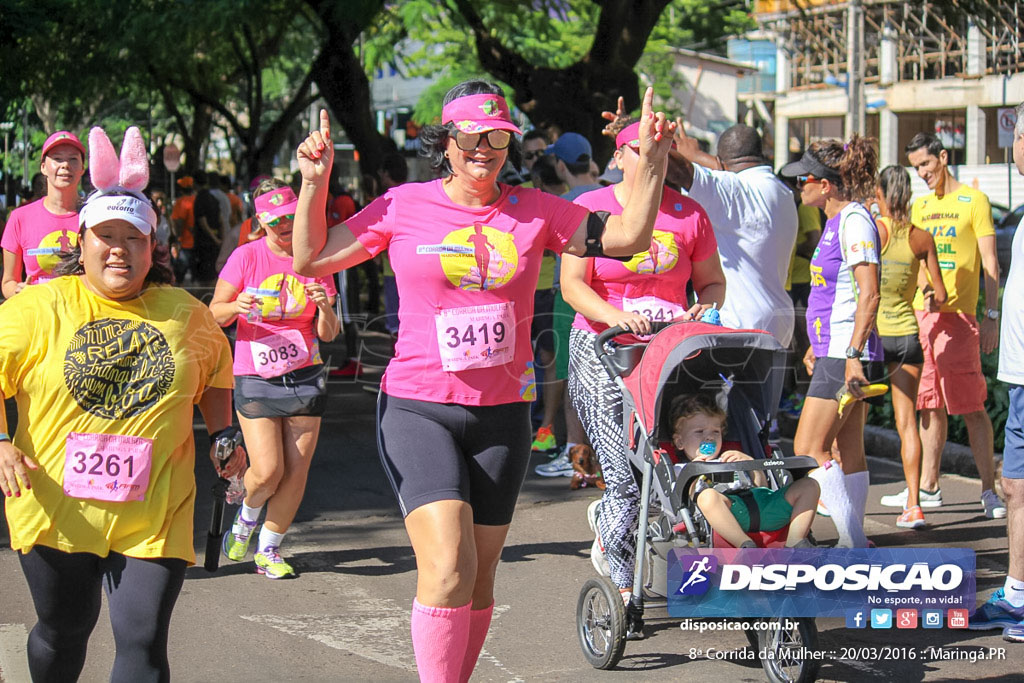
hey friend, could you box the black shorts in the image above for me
[376,392,531,525]
[788,283,811,308]
[531,288,556,354]
[806,356,885,404]
[234,364,328,419]
[881,333,924,366]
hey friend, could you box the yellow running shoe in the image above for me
[255,546,295,579]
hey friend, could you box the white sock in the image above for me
[1005,576,1024,607]
[240,502,263,524]
[258,527,285,552]
[809,463,858,547]
[844,471,870,548]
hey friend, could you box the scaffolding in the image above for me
[756,0,1023,90]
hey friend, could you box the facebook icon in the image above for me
[846,609,867,629]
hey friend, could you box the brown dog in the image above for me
[569,444,605,490]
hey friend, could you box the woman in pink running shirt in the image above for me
[209,179,340,579]
[2,131,86,297]
[292,79,675,681]
[561,120,725,622]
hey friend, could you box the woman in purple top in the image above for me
[781,135,880,548]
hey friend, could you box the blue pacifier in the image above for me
[697,439,717,457]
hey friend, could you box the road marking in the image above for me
[0,623,30,683]
[242,579,521,681]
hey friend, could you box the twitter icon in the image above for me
[871,609,893,629]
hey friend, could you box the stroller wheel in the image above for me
[576,577,627,669]
[757,618,820,683]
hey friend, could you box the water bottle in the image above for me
[246,299,262,324]
[700,303,721,326]
[214,430,246,505]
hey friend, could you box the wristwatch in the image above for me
[845,345,862,359]
[986,308,1000,320]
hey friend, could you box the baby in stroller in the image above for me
[670,393,819,549]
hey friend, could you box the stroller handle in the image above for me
[594,321,676,378]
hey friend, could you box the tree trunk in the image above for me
[311,30,390,178]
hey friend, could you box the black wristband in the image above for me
[583,210,633,262]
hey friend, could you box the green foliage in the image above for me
[365,0,755,126]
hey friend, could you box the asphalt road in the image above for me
[0,329,1020,682]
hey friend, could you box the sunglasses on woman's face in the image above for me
[523,149,544,161]
[264,213,294,228]
[453,129,512,151]
[797,175,822,185]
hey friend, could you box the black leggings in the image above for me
[18,545,187,683]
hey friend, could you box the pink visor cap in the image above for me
[42,131,86,159]
[442,94,522,135]
[254,186,298,224]
[615,122,642,150]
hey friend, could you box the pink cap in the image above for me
[615,122,642,150]
[41,131,86,159]
[442,94,522,135]
[254,186,298,224]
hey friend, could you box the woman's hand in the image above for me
[803,346,816,376]
[606,310,652,336]
[683,302,714,321]
[636,87,677,165]
[297,109,334,185]
[235,292,262,318]
[0,441,38,497]
[209,442,248,480]
[844,358,868,399]
[304,282,331,309]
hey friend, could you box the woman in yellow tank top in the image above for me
[875,165,947,529]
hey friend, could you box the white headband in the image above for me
[79,191,157,236]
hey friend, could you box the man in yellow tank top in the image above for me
[905,132,1004,519]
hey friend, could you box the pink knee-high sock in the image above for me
[459,602,494,683]
[411,599,471,683]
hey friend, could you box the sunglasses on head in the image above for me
[453,129,512,151]
[264,213,295,228]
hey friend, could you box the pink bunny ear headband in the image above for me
[78,127,157,235]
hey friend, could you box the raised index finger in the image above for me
[640,86,654,121]
[319,108,331,140]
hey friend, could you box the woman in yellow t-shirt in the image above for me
[0,127,245,682]
[874,165,946,530]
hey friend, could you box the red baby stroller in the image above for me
[575,321,821,683]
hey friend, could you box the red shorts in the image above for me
[915,311,987,415]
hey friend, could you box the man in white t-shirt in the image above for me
[972,101,1024,639]
[670,124,798,346]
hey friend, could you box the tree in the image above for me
[305,0,392,177]
[380,0,753,160]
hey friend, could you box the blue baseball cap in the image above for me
[547,132,592,164]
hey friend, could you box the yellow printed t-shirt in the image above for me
[911,186,993,314]
[0,276,233,563]
[787,203,823,289]
[537,252,556,291]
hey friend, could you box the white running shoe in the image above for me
[982,489,1007,519]
[586,499,610,576]
[535,449,573,477]
[879,487,942,508]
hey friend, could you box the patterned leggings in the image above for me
[568,327,640,591]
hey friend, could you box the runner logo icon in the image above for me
[677,555,718,596]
